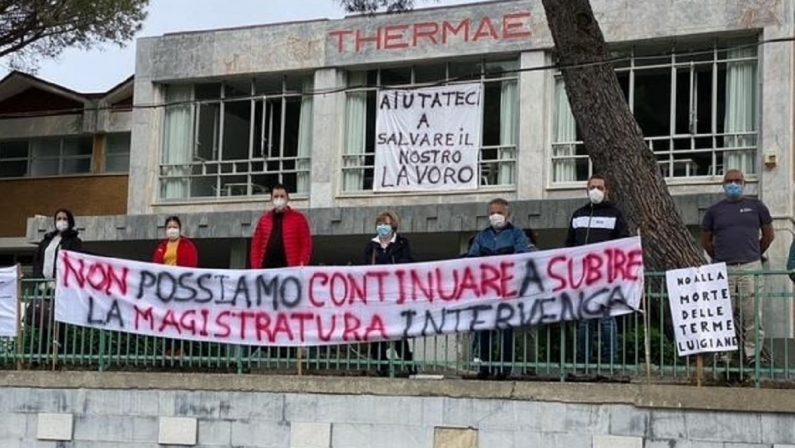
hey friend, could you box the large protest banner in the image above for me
[0,265,19,337]
[55,237,644,346]
[666,263,737,357]
[374,83,482,192]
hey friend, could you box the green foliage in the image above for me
[336,0,426,13]
[0,0,149,70]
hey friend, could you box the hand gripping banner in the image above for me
[55,237,644,346]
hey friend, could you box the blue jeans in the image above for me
[577,317,618,364]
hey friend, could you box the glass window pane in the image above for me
[449,60,481,81]
[255,75,283,95]
[62,157,91,174]
[63,136,92,156]
[0,141,29,159]
[264,98,283,159]
[221,100,252,160]
[285,75,309,93]
[30,158,59,176]
[224,79,251,99]
[381,67,411,86]
[485,59,518,78]
[195,83,222,100]
[283,97,302,157]
[0,161,27,177]
[482,82,501,146]
[107,133,131,154]
[414,64,446,83]
[633,67,671,137]
[106,154,130,173]
[196,103,220,160]
[31,139,60,158]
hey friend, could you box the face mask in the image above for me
[273,198,287,211]
[376,224,393,238]
[588,188,605,205]
[166,228,180,241]
[55,220,69,232]
[489,213,506,229]
[724,183,744,200]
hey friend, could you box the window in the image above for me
[342,58,519,192]
[0,136,93,178]
[552,42,758,183]
[160,75,313,200]
[106,133,131,173]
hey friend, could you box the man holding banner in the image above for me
[566,174,629,366]
[701,169,774,365]
[468,198,534,379]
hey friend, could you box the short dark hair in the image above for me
[588,174,609,190]
[270,183,289,196]
[54,209,75,230]
[165,216,181,229]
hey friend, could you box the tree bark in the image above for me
[541,0,704,271]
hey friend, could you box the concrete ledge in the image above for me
[0,371,793,415]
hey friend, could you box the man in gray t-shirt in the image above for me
[701,169,774,365]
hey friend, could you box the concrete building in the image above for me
[22,1,795,333]
[0,72,133,271]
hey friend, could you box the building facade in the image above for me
[23,0,795,333]
[0,72,132,269]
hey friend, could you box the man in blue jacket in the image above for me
[468,198,535,379]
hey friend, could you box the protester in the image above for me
[30,209,83,354]
[364,211,415,376]
[468,198,534,379]
[702,169,774,365]
[153,216,199,267]
[33,209,83,280]
[566,174,629,366]
[250,184,312,269]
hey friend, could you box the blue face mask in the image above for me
[376,224,393,238]
[724,182,744,200]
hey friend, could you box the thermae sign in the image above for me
[327,12,532,53]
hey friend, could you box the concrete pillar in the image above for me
[516,50,549,201]
[309,68,346,209]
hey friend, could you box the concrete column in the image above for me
[516,50,549,201]
[309,68,346,209]
[759,23,795,338]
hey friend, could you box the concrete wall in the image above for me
[0,372,794,448]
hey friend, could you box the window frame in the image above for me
[549,41,759,187]
[0,136,93,179]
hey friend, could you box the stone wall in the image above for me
[1,372,794,448]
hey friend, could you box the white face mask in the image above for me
[273,198,287,211]
[55,220,69,232]
[588,188,605,205]
[166,228,180,241]
[489,213,506,229]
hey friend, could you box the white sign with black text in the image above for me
[0,265,19,337]
[666,263,737,357]
[374,83,482,192]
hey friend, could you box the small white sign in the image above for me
[666,263,737,357]
[0,265,19,337]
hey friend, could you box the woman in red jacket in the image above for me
[153,216,199,267]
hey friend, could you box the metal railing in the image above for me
[2,272,793,387]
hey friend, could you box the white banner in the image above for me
[666,263,737,357]
[0,265,19,337]
[374,83,482,192]
[55,237,644,347]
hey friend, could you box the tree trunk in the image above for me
[541,0,704,271]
